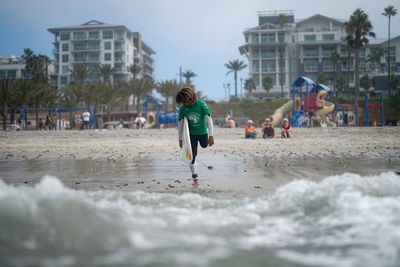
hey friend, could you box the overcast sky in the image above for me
[1,0,399,100]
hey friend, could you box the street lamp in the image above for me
[223,83,231,102]
[240,78,243,98]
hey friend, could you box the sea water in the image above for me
[1,172,400,267]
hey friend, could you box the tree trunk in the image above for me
[2,106,7,131]
[234,71,238,97]
[388,17,391,96]
[354,49,360,126]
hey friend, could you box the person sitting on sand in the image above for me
[281,118,292,138]
[226,117,236,128]
[262,119,274,138]
[244,120,257,139]
[134,113,147,129]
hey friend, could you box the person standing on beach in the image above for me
[82,110,91,129]
[176,87,214,186]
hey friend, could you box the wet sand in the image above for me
[1,127,399,196]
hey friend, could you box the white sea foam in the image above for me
[0,172,400,267]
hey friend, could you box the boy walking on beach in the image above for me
[176,87,214,186]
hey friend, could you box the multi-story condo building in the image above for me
[48,20,155,92]
[240,11,400,98]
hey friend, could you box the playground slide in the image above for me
[314,90,336,127]
[268,100,293,127]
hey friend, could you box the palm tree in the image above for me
[21,48,34,79]
[383,5,398,95]
[157,79,180,112]
[129,63,142,80]
[97,83,125,122]
[337,75,347,98]
[330,51,340,95]
[66,82,85,107]
[130,78,154,113]
[182,70,197,86]
[99,64,115,84]
[277,14,288,98]
[244,78,256,95]
[360,74,371,95]
[225,59,247,97]
[344,8,375,126]
[70,67,91,84]
[0,78,17,130]
[317,74,329,84]
[37,54,51,83]
[262,76,273,98]
[366,48,384,74]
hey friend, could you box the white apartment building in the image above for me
[0,55,26,79]
[48,20,155,92]
[240,12,400,98]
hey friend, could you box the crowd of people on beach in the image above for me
[243,117,292,139]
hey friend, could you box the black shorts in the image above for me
[190,134,208,164]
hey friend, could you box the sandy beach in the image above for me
[1,127,399,196]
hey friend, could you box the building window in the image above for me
[73,31,86,40]
[88,53,100,62]
[115,43,124,51]
[342,60,354,71]
[278,33,284,43]
[62,43,69,52]
[115,31,125,41]
[322,47,335,57]
[104,42,112,50]
[304,60,318,72]
[6,70,17,78]
[322,60,334,71]
[303,28,314,32]
[73,42,86,51]
[104,53,111,61]
[74,53,86,62]
[304,35,316,42]
[103,30,113,39]
[261,49,276,58]
[114,53,123,62]
[89,31,99,39]
[61,76,68,85]
[62,54,69,63]
[304,47,318,57]
[262,60,276,72]
[60,32,70,41]
[322,34,334,41]
[88,41,100,50]
[62,65,69,74]
[260,34,275,44]
[252,61,260,72]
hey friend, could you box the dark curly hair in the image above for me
[176,87,197,105]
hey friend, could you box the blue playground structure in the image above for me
[142,95,178,128]
[290,76,334,127]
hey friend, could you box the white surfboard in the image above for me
[181,117,193,163]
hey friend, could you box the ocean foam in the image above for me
[1,172,400,267]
